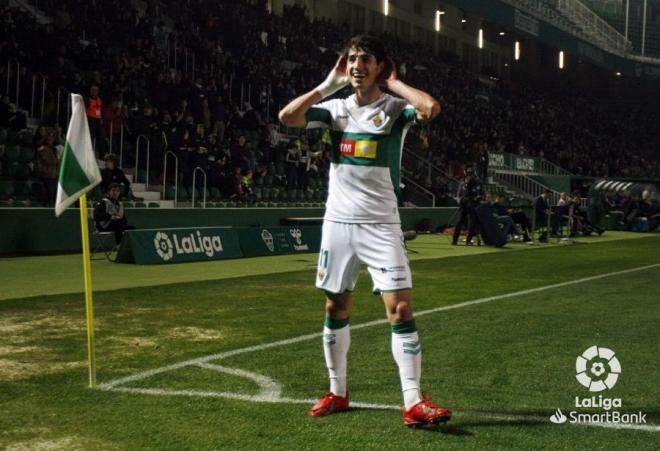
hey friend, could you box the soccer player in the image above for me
[279,35,450,427]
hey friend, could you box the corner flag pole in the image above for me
[79,192,97,387]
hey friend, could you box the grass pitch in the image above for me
[1,233,659,450]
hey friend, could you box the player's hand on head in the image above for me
[317,55,349,99]
[334,55,347,76]
[380,58,398,89]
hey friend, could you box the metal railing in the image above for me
[500,0,630,56]
[402,175,436,207]
[163,151,179,208]
[30,73,46,120]
[191,167,207,208]
[538,157,573,176]
[5,60,47,118]
[491,163,561,205]
[111,123,125,167]
[403,147,457,183]
[554,0,632,55]
[134,135,151,188]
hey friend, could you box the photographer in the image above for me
[452,168,483,246]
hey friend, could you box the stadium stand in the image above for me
[0,0,659,210]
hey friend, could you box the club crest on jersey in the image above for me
[372,115,383,126]
[339,139,378,159]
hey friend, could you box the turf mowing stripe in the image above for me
[97,262,660,432]
[98,261,660,390]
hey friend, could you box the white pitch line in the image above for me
[106,387,660,432]
[97,262,660,432]
[195,362,282,401]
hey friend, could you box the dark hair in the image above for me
[108,182,121,191]
[104,153,118,162]
[342,34,388,63]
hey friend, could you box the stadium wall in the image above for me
[0,207,457,255]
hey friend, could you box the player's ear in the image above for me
[378,59,393,80]
[376,61,385,79]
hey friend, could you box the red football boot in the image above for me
[309,392,349,417]
[403,396,452,427]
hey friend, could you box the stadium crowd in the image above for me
[1,0,659,207]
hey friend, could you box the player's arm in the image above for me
[278,56,347,128]
[383,60,441,123]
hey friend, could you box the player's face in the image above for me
[346,47,383,90]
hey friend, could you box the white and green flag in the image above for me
[55,94,102,217]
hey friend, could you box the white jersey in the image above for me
[306,93,416,223]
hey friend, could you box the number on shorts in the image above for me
[319,248,329,269]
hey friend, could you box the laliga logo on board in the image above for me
[154,232,174,261]
[154,230,224,261]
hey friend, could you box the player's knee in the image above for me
[325,291,351,316]
[393,300,413,322]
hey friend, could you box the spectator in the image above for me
[85,85,105,156]
[210,155,236,199]
[7,103,27,131]
[285,139,301,190]
[100,154,131,199]
[35,133,60,206]
[229,134,250,171]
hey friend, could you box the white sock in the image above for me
[323,317,350,397]
[391,320,422,409]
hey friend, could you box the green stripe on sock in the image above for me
[324,316,349,329]
[391,319,417,334]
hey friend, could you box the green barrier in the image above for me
[237,226,321,257]
[0,208,458,255]
[116,227,243,264]
[237,227,294,257]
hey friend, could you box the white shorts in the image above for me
[315,221,412,294]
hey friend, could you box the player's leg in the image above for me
[382,289,420,407]
[382,290,452,427]
[311,222,360,416]
[323,291,352,396]
[361,223,452,426]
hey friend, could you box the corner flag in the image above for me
[55,94,102,217]
[54,93,103,387]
